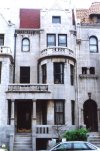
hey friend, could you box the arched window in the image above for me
[22,38,30,52]
[89,36,98,53]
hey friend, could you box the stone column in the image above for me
[32,100,36,125]
[32,100,36,151]
[81,108,84,125]
[97,108,100,132]
[11,99,15,125]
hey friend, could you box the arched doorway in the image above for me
[83,99,98,131]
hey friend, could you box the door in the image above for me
[17,101,32,132]
[83,99,98,131]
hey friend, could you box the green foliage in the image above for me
[63,128,89,141]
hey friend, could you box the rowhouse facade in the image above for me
[0,1,100,151]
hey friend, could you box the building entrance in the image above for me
[16,101,32,132]
[83,99,98,131]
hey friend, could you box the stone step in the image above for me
[14,133,32,151]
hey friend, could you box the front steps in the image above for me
[13,133,32,151]
[88,132,100,148]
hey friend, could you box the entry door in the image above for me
[83,99,98,131]
[17,101,32,132]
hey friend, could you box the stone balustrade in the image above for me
[41,46,74,58]
[8,84,48,92]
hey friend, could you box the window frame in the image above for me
[71,100,75,125]
[22,37,30,52]
[58,34,67,47]
[42,64,47,84]
[54,62,64,84]
[0,34,4,45]
[89,36,98,53]
[70,64,74,85]
[47,34,56,47]
[52,16,61,24]
[54,100,65,125]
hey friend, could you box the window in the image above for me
[89,36,98,53]
[47,34,56,47]
[58,34,67,47]
[22,38,30,52]
[20,67,30,83]
[90,67,95,74]
[0,34,4,45]
[82,67,87,74]
[8,100,11,125]
[54,100,64,125]
[0,62,1,83]
[42,64,47,83]
[71,100,75,125]
[54,62,64,84]
[52,16,61,23]
[70,64,74,85]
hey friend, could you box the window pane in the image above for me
[90,67,95,74]
[0,34,4,45]
[82,67,87,74]
[90,45,97,52]
[54,63,64,84]
[22,38,30,51]
[58,35,67,47]
[47,34,56,46]
[89,37,98,53]
[90,37,96,44]
[70,64,74,85]
[52,16,61,23]
[42,64,47,83]
[55,101,64,125]
[74,142,89,150]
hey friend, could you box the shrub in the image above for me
[63,128,89,141]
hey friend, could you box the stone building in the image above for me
[0,1,100,151]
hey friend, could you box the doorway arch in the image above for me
[83,99,98,131]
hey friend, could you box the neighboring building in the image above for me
[0,1,100,151]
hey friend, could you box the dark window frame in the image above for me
[71,100,75,125]
[47,34,56,47]
[54,100,65,125]
[70,64,74,85]
[22,37,30,52]
[42,64,47,83]
[89,36,98,53]
[54,62,64,84]
[52,16,61,23]
[58,34,67,47]
[0,34,4,45]
[8,100,11,125]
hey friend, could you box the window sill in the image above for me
[79,74,98,79]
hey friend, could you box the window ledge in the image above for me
[79,74,98,79]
